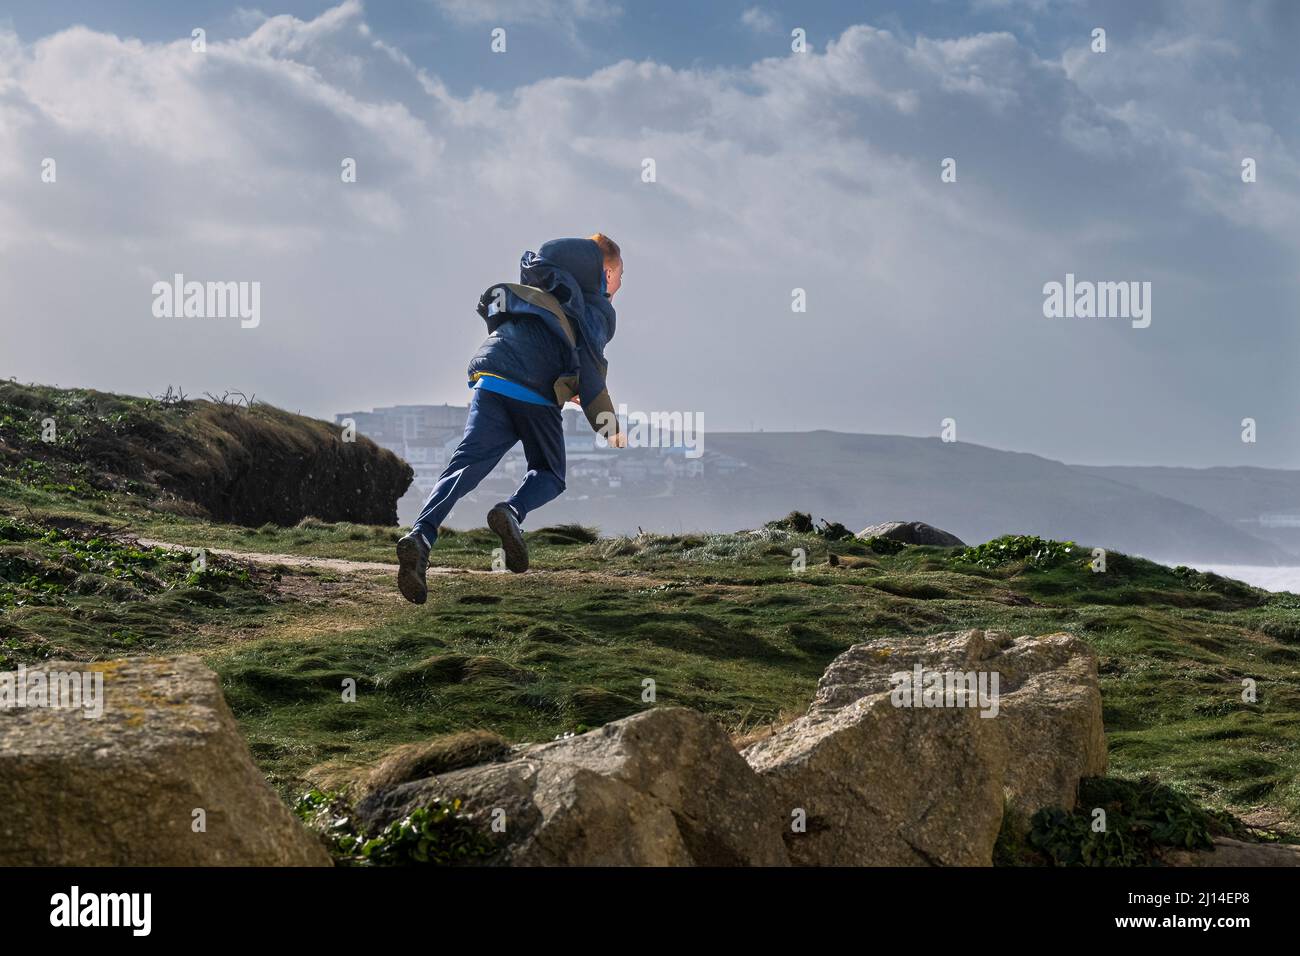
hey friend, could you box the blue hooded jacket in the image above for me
[468,237,618,433]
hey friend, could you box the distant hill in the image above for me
[1074,465,1300,560]
[510,431,1291,565]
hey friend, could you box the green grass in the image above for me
[3,480,1299,838]
[0,512,274,664]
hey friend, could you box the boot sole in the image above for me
[487,506,529,573]
[396,537,428,605]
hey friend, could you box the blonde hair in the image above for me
[588,233,622,266]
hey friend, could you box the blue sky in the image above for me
[1,0,1298,467]
[0,2,1109,86]
[11,2,1284,99]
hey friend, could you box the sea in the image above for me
[1184,564,1300,595]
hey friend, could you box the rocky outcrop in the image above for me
[0,657,330,866]
[743,629,1106,865]
[357,707,790,866]
[0,382,412,526]
[1,632,1107,867]
[811,629,1108,818]
[858,520,966,547]
[352,629,1105,867]
[747,690,1008,865]
[158,403,413,526]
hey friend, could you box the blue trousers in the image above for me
[412,388,566,543]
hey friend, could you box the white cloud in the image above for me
[1061,14,1300,254]
[740,7,779,35]
[244,0,367,55]
[1,1,1296,466]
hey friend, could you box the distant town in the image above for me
[335,405,1300,568]
[335,403,748,522]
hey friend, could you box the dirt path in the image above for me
[137,539,482,576]
[137,538,660,585]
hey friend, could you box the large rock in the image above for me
[347,631,1105,868]
[811,629,1108,818]
[745,692,1008,866]
[0,656,331,866]
[743,629,1106,865]
[857,520,965,547]
[357,707,790,866]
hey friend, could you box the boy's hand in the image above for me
[608,431,627,448]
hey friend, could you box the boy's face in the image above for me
[604,258,623,298]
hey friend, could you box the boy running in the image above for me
[396,234,626,604]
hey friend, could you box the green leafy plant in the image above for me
[293,789,364,858]
[764,511,814,534]
[1028,806,1143,866]
[0,518,42,543]
[1014,776,1233,867]
[861,535,906,555]
[959,534,1079,569]
[815,519,855,541]
[358,801,495,866]
[184,565,252,590]
[294,790,495,867]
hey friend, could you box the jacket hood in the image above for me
[519,238,616,353]
[531,238,604,295]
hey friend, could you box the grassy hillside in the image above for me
[2,386,1299,855]
[0,382,411,526]
[3,469,1299,842]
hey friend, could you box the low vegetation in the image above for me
[3,386,1298,863]
[996,776,1252,867]
[294,790,494,866]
